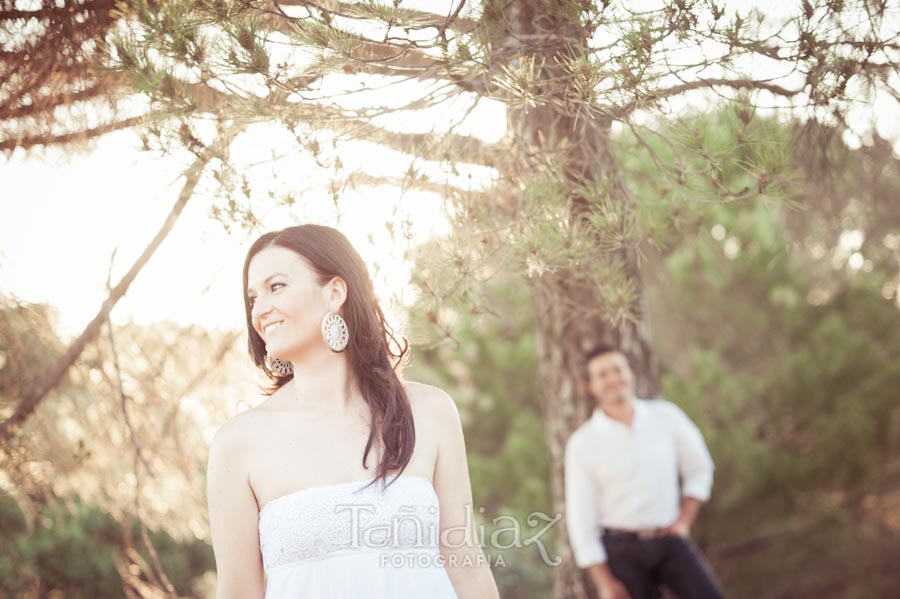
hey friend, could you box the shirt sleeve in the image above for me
[664,401,715,502]
[564,433,607,567]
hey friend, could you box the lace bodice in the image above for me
[258,473,442,573]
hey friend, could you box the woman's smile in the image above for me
[263,321,284,336]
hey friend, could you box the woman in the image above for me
[207,224,500,599]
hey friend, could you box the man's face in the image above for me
[586,351,636,407]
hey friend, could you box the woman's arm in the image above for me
[428,386,501,599]
[206,417,266,599]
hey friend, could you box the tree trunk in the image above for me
[500,3,658,597]
[530,273,656,598]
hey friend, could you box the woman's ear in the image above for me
[327,276,348,312]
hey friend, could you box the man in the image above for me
[564,344,725,599]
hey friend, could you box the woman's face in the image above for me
[246,246,339,361]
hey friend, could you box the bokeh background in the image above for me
[2,1,900,598]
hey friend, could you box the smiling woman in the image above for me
[206,224,499,599]
[243,226,406,395]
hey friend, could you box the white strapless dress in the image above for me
[258,473,459,598]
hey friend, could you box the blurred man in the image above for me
[564,344,725,599]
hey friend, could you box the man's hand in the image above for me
[588,563,632,599]
[597,577,632,599]
[658,518,691,539]
[659,496,704,539]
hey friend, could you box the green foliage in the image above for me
[0,493,214,597]
[619,105,800,251]
[409,109,900,597]
[656,167,900,597]
[3,1,899,596]
[407,265,554,598]
[1,298,244,596]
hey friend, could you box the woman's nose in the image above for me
[251,297,273,320]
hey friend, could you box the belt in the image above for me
[603,527,660,540]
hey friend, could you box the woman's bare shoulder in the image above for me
[403,381,460,426]
[209,405,268,457]
[404,379,452,402]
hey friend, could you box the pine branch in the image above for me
[258,10,439,69]
[311,104,505,168]
[612,78,803,119]
[345,170,489,199]
[1,114,149,153]
[274,0,477,33]
[4,74,123,120]
[167,78,505,168]
[257,4,500,94]
[0,0,115,23]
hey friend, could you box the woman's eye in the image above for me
[271,282,285,292]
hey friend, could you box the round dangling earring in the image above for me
[268,355,293,376]
[321,312,349,352]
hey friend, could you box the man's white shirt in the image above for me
[564,398,714,568]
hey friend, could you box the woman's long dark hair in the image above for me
[242,224,414,490]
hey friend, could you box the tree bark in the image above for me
[499,3,658,596]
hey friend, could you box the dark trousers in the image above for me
[602,532,725,599]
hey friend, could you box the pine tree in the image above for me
[3,2,898,595]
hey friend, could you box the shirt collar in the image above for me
[591,398,643,428]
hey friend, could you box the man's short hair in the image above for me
[584,343,622,366]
